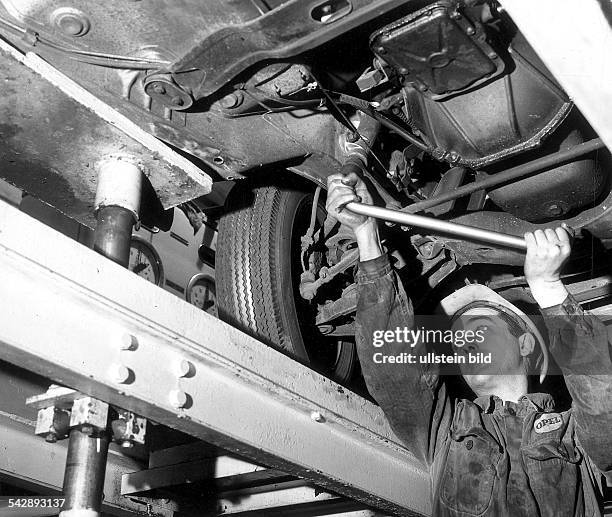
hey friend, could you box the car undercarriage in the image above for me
[0,0,611,385]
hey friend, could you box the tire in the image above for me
[216,182,356,383]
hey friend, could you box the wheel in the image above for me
[216,181,356,384]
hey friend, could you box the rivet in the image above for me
[310,411,325,423]
[110,365,133,384]
[169,390,188,409]
[466,26,476,36]
[177,360,195,378]
[120,333,138,351]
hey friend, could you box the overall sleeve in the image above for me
[354,254,452,466]
[541,295,612,473]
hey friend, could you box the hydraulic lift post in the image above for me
[61,159,142,517]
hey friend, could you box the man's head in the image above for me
[440,285,547,399]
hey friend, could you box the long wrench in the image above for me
[345,202,528,250]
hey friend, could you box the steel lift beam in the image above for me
[0,200,432,517]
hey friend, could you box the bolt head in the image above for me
[120,333,138,351]
[171,96,185,106]
[310,411,325,423]
[177,360,195,378]
[466,26,476,35]
[169,390,188,409]
[110,365,133,384]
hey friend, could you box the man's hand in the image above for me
[326,172,374,233]
[326,172,382,261]
[524,227,571,308]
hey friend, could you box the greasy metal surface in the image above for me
[403,138,606,214]
[499,0,612,153]
[405,35,572,167]
[0,201,431,517]
[487,129,604,222]
[0,47,210,227]
[437,186,612,266]
[0,0,262,62]
[169,0,412,98]
[371,3,505,99]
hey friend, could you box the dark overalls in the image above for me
[355,255,612,516]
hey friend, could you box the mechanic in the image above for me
[326,172,612,516]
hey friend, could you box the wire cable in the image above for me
[0,15,170,69]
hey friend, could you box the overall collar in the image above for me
[474,393,555,415]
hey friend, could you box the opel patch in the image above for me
[534,413,563,434]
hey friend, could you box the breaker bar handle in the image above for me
[345,201,528,251]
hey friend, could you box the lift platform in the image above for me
[0,199,432,516]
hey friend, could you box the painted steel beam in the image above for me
[499,0,612,152]
[0,201,431,517]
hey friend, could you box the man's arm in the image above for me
[525,228,612,473]
[327,173,452,466]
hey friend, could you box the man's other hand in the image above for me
[326,173,374,233]
[524,227,571,308]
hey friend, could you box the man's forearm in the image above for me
[529,279,569,309]
[541,296,612,472]
[354,220,383,262]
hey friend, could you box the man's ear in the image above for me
[518,333,536,357]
